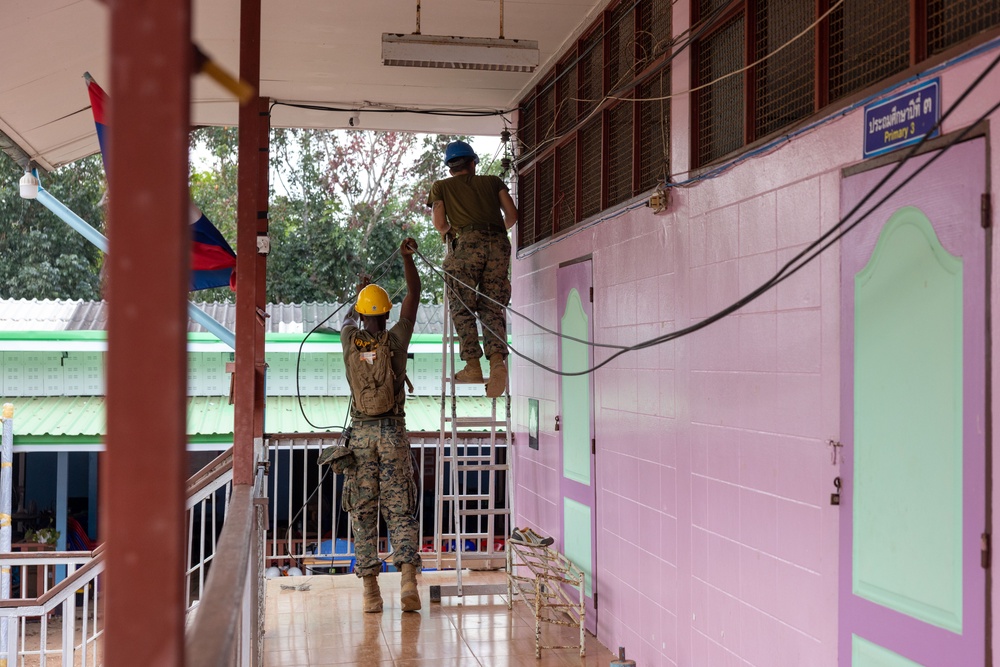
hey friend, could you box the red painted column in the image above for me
[234,0,266,486]
[254,97,270,439]
[103,1,191,664]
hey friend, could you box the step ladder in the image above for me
[430,286,514,601]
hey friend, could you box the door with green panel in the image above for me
[839,138,987,666]
[558,259,597,635]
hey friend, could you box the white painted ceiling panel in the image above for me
[0,0,609,169]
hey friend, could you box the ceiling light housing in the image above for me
[19,170,38,199]
[381,33,539,73]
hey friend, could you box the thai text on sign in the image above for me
[863,79,940,159]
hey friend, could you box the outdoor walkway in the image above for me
[264,570,615,666]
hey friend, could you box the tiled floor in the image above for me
[264,570,616,667]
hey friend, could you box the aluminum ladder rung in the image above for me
[454,494,492,502]
[454,454,495,463]
[435,284,514,600]
[439,532,494,540]
[454,464,508,472]
[457,508,510,517]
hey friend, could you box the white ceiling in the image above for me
[0,0,607,171]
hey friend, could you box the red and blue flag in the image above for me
[85,73,237,291]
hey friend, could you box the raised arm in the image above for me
[400,238,421,323]
[341,276,370,329]
[432,200,451,240]
[499,190,519,230]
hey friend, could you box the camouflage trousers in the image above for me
[342,420,421,577]
[443,230,511,361]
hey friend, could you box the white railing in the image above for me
[0,548,104,667]
[0,428,511,666]
[0,445,264,667]
[265,435,509,574]
[185,449,235,620]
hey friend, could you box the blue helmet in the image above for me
[444,140,479,167]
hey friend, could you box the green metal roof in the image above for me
[5,395,504,446]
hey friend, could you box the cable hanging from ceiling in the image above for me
[420,47,1000,377]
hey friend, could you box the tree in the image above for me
[1,127,497,305]
[0,153,106,300]
[196,127,469,305]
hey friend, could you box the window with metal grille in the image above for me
[557,140,578,231]
[518,172,536,247]
[754,0,815,138]
[579,117,604,220]
[557,56,579,134]
[607,101,635,206]
[692,0,998,168]
[638,0,673,69]
[536,76,557,147]
[514,0,674,250]
[609,1,636,91]
[696,14,745,166]
[517,99,536,167]
[639,68,670,192]
[828,0,909,101]
[537,156,556,242]
[927,0,1000,56]
[700,0,732,19]
[579,27,605,121]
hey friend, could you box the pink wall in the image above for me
[509,32,1000,667]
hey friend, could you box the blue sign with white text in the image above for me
[864,79,940,159]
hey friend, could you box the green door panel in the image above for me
[853,206,963,632]
[564,497,593,597]
[561,288,591,485]
[853,635,926,667]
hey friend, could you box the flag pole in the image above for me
[34,185,236,350]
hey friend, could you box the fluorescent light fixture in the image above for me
[382,33,538,73]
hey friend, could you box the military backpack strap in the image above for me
[345,329,397,416]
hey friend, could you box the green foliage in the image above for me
[190,127,468,305]
[1,127,498,305]
[24,525,60,546]
[0,153,106,300]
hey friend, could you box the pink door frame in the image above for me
[557,257,598,634]
[839,137,988,665]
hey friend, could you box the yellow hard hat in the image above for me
[355,284,391,315]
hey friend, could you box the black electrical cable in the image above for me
[286,246,422,572]
[271,100,513,118]
[420,47,1000,377]
[513,0,733,166]
[524,0,702,111]
[420,247,628,350]
[285,249,423,567]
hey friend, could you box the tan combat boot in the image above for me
[485,354,507,398]
[363,575,383,613]
[400,563,422,612]
[454,358,484,384]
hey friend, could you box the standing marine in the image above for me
[340,237,422,613]
[427,140,519,398]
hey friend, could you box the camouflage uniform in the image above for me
[341,318,421,577]
[442,229,511,361]
[341,420,421,577]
